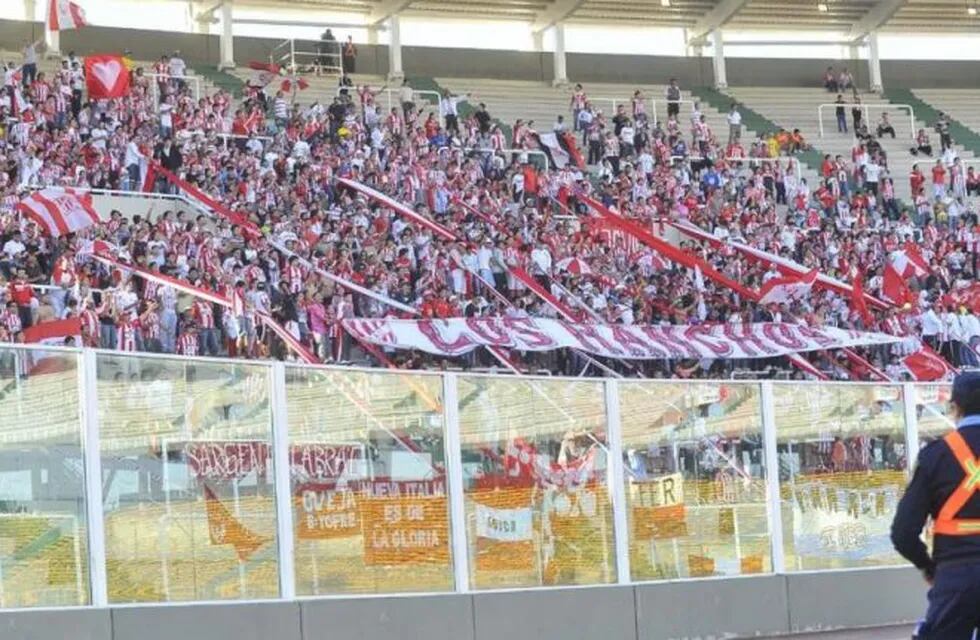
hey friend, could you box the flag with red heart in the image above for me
[84,54,130,99]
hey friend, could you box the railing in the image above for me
[0,339,946,608]
[145,73,203,103]
[651,98,699,127]
[337,87,442,114]
[817,102,916,140]
[438,145,551,169]
[669,154,803,181]
[580,97,695,128]
[271,38,342,77]
[215,133,274,149]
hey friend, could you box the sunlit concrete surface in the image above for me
[768,626,916,639]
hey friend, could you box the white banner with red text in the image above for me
[342,318,900,360]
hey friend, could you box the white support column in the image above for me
[442,373,471,592]
[270,362,296,599]
[711,29,727,89]
[79,350,108,606]
[867,31,883,93]
[760,382,785,574]
[24,0,37,21]
[552,23,568,88]
[218,0,235,70]
[387,15,404,83]
[44,25,60,58]
[902,382,920,475]
[188,2,209,35]
[604,380,631,584]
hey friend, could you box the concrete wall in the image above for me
[3,18,980,88]
[0,567,926,640]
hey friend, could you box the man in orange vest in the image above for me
[892,371,980,638]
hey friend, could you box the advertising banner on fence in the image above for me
[343,318,900,360]
[630,473,687,540]
[361,479,450,566]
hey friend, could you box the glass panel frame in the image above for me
[97,353,279,604]
[773,382,907,572]
[619,380,770,581]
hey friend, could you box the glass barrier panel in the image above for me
[285,367,452,595]
[774,383,906,571]
[620,382,768,580]
[914,384,955,445]
[97,354,278,603]
[458,376,614,589]
[0,347,88,607]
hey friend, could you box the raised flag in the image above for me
[882,263,914,307]
[903,345,956,382]
[48,0,88,31]
[890,244,931,279]
[850,270,874,326]
[758,269,818,305]
[17,189,100,237]
[84,55,131,99]
[280,76,309,93]
[533,131,571,169]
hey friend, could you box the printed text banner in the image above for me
[343,318,900,360]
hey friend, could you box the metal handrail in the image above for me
[817,102,915,140]
[439,146,551,169]
[669,154,803,181]
[144,73,202,103]
[270,38,343,76]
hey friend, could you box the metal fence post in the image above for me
[79,349,108,606]
[442,373,471,592]
[270,361,295,599]
[903,382,920,475]
[760,381,786,574]
[605,379,632,584]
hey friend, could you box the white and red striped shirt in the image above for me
[177,332,198,356]
[192,301,214,329]
[0,309,21,333]
[117,316,138,351]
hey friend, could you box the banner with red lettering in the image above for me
[342,318,900,360]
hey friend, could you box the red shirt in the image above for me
[932,165,947,184]
[8,282,33,306]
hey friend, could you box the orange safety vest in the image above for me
[934,430,980,536]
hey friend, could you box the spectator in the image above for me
[823,66,838,92]
[910,129,933,156]
[876,112,896,139]
[835,95,847,133]
[851,98,863,132]
[570,83,586,131]
[342,36,358,75]
[665,78,681,119]
[727,103,742,145]
[21,40,41,87]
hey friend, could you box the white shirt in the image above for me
[439,96,463,117]
[864,162,881,183]
[727,111,742,127]
[920,309,941,336]
[169,57,186,78]
[530,247,552,274]
[124,141,144,167]
[3,239,26,258]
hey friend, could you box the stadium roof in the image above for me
[254,0,980,34]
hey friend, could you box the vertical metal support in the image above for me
[867,32,883,93]
[271,362,296,599]
[711,30,727,89]
[605,379,631,585]
[760,382,785,574]
[902,382,920,475]
[442,373,471,592]
[387,16,404,83]
[218,0,235,69]
[79,350,108,606]
[552,23,568,87]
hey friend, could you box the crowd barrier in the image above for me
[0,343,942,630]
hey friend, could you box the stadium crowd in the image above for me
[0,45,978,381]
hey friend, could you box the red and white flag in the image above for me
[23,318,82,347]
[16,189,100,237]
[48,0,88,31]
[903,345,956,382]
[280,76,309,93]
[245,61,281,89]
[84,55,131,99]
[882,263,915,307]
[758,269,818,305]
[890,244,931,279]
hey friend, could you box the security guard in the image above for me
[892,371,980,638]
